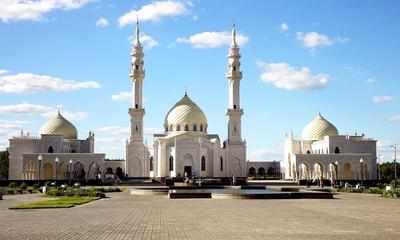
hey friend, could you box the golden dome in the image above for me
[301,113,338,141]
[164,94,207,132]
[40,112,78,139]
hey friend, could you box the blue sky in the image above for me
[0,0,399,162]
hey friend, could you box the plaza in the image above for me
[0,188,399,240]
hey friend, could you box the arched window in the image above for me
[165,126,168,132]
[193,125,197,131]
[48,146,54,153]
[307,150,310,154]
[150,157,154,171]
[176,125,181,131]
[258,167,265,176]
[170,125,173,131]
[169,156,174,171]
[234,125,237,131]
[200,125,203,131]
[335,147,340,154]
[220,156,223,171]
[201,156,206,171]
[184,124,189,131]
[248,167,256,176]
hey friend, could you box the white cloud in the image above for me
[176,31,249,48]
[128,34,159,50]
[96,126,130,135]
[0,102,88,120]
[296,31,349,49]
[257,61,329,91]
[0,72,101,93]
[372,96,394,104]
[0,0,94,23]
[0,69,9,75]
[95,137,122,143]
[280,22,289,32]
[96,126,161,135]
[111,91,131,101]
[95,17,108,27]
[387,115,400,122]
[118,1,190,27]
[366,78,376,84]
[249,148,282,161]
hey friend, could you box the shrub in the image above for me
[390,179,400,188]
[45,187,106,198]
[9,182,18,188]
[32,183,40,190]
[383,190,399,199]
[20,182,27,190]
[376,183,384,189]
[44,181,51,187]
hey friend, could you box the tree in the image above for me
[0,149,9,179]
[379,162,399,181]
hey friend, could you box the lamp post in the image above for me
[390,145,397,189]
[37,154,42,181]
[69,159,73,186]
[334,161,339,185]
[360,158,364,186]
[378,154,383,181]
[55,157,59,181]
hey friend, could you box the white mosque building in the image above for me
[8,111,124,180]
[125,22,246,178]
[282,113,377,182]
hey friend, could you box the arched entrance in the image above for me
[58,163,68,180]
[258,167,265,176]
[88,162,101,180]
[183,153,193,177]
[299,162,311,180]
[342,162,353,180]
[73,162,85,180]
[116,167,124,179]
[43,163,53,179]
[24,161,36,180]
[313,162,324,179]
[248,167,256,176]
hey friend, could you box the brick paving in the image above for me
[0,188,399,240]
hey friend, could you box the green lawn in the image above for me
[9,196,99,210]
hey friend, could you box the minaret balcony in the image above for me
[226,108,244,116]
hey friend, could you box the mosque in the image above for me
[125,22,246,178]
[282,113,377,182]
[7,21,377,182]
[8,112,124,180]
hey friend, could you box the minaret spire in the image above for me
[128,16,145,140]
[226,21,243,142]
[231,20,237,47]
[135,14,141,46]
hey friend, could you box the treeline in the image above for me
[379,162,400,181]
[0,150,9,180]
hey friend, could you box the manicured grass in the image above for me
[9,196,99,210]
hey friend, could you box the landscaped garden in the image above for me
[7,184,124,209]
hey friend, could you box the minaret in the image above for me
[226,22,244,142]
[129,18,145,141]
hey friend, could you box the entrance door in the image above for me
[184,166,192,177]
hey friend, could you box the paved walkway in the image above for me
[0,188,399,240]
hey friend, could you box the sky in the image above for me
[0,0,399,163]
